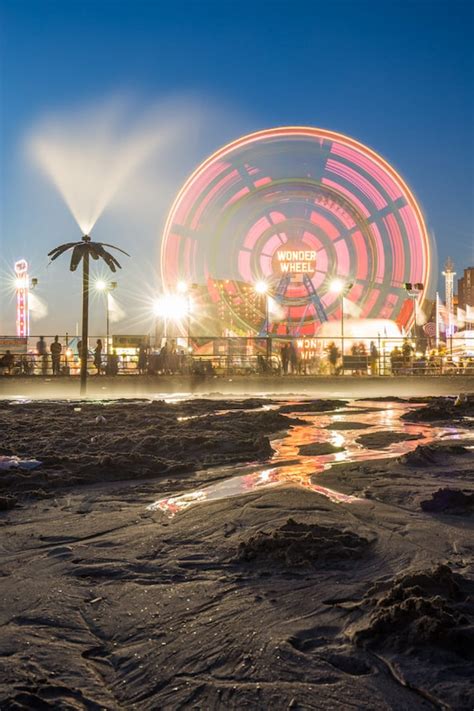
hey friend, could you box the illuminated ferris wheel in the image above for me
[161,127,435,335]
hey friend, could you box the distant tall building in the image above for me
[457,267,474,309]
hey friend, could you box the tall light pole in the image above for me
[95,280,117,358]
[255,280,270,361]
[177,281,192,349]
[153,293,189,345]
[330,278,353,373]
[404,282,424,341]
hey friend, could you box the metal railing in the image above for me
[1,335,473,377]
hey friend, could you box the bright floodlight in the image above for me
[255,280,268,295]
[153,294,189,320]
[177,280,188,293]
[95,279,107,291]
[329,278,345,294]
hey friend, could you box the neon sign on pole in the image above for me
[15,259,29,338]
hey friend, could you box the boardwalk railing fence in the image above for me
[0,334,473,377]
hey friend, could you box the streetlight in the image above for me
[153,293,189,342]
[176,281,193,348]
[152,299,166,343]
[404,282,424,341]
[255,280,270,362]
[95,280,117,358]
[329,278,353,373]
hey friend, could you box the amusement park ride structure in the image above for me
[258,274,328,337]
[161,126,435,339]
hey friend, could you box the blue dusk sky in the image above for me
[0,0,472,334]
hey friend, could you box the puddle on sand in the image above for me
[148,401,468,517]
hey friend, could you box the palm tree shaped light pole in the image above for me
[48,234,129,395]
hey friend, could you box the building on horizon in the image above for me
[457,267,474,310]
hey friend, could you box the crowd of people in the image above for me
[1,335,473,377]
[271,338,474,376]
[274,339,378,376]
[0,336,106,376]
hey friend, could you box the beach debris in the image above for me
[94,415,107,424]
[0,455,42,471]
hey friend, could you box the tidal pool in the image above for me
[148,401,468,516]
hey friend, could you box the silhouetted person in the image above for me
[37,336,48,375]
[0,350,14,374]
[94,339,102,375]
[138,343,148,374]
[402,339,414,372]
[327,342,340,375]
[76,340,85,375]
[370,341,379,376]
[351,342,367,375]
[20,354,32,375]
[390,346,402,375]
[289,341,298,374]
[169,340,178,373]
[107,350,119,376]
[50,335,62,375]
[281,343,289,375]
[160,342,169,373]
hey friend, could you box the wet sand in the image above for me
[1,397,473,709]
[2,373,474,400]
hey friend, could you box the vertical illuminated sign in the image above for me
[15,259,29,337]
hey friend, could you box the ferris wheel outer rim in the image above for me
[160,126,433,327]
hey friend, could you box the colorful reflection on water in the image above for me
[147,401,467,516]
